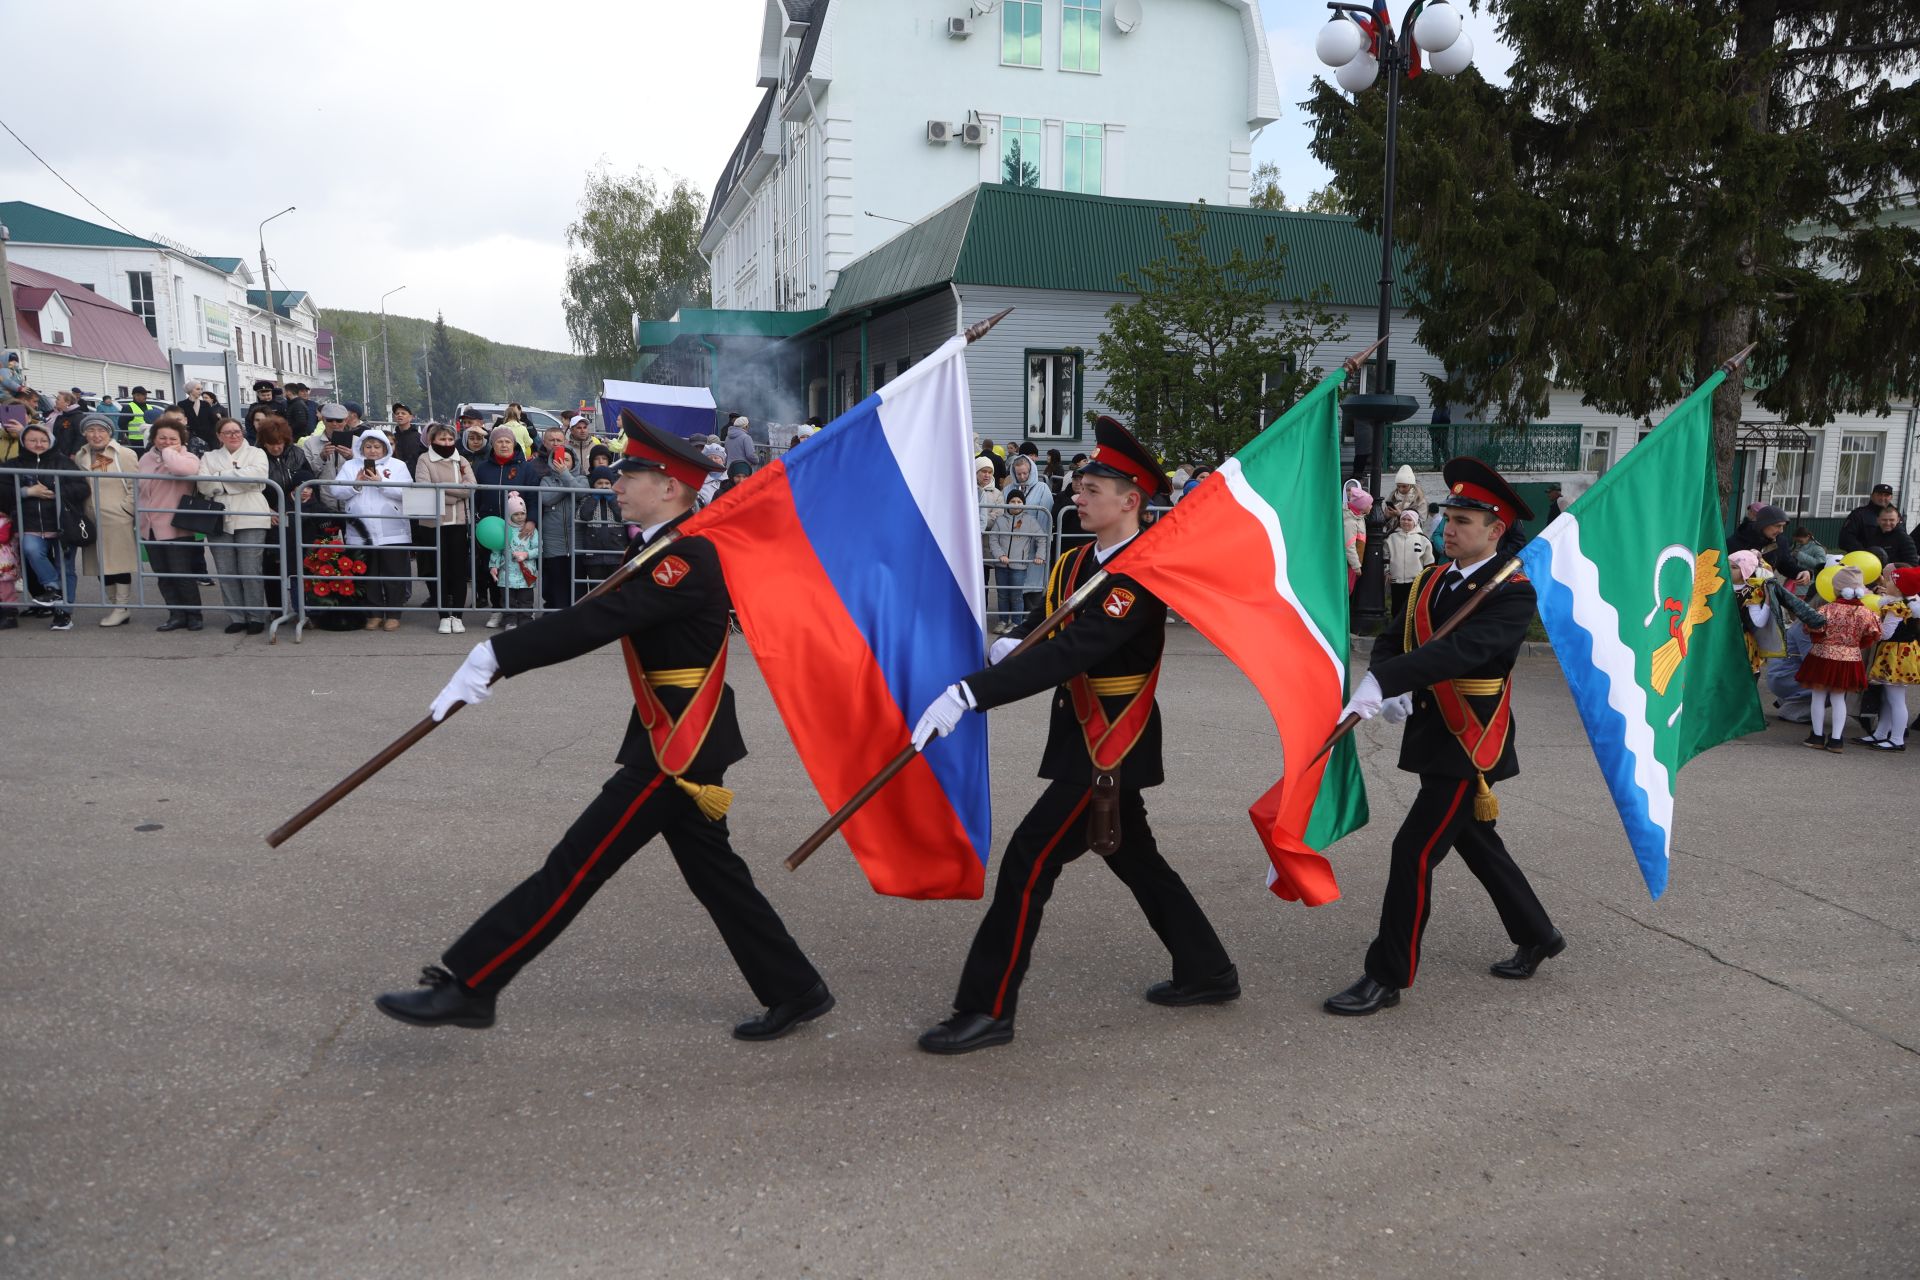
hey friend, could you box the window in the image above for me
[1026,351,1082,439]
[127,271,157,337]
[1062,0,1101,72]
[872,363,886,392]
[1002,0,1042,67]
[1001,116,1042,188]
[1833,433,1884,514]
[1362,360,1398,394]
[1581,427,1613,475]
[1762,440,1818,515]
[1259,357,1299,427]
[1063,123,1103,194]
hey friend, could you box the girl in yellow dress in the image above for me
[1860,566,1920,752]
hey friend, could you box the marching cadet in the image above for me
[909,416,1238,1055]
[374,414,833,1041]
[1324,458,1565,1016]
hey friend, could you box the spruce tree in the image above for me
[1304,0,1920,492]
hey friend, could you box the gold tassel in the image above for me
[1473,773,1499,822]
[674,776,734,821]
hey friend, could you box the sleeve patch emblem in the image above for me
[652,555,691,588]
[1102,587,1136,619]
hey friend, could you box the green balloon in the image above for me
[474,515,507,552]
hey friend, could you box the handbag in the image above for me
[59,503,96,547]
[172,492,227,538]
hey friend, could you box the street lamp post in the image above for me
[258,206,296,385]
[379,285,407,421]
[1316,0,1474,632]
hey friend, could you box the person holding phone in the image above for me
[326,427,415,630]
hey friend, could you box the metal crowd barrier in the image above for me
[1,462,297,638]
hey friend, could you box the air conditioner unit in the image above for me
[927,120,954,143]
[961,121,986,146]
[948,16,973,38]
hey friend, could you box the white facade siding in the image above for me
[15,350,168,403]
[707,0,1278,311]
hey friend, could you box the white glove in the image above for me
[430,640,499,722]
[1381,692,1414,725]
[911,684,972,750]
[988,635,1019,665]
[1340,671,1384,722]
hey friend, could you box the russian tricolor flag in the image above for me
[685,335,991,899]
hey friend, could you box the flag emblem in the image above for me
[652,556,690,588]
[1646,547,1724,695]
[1102,587,1136,618]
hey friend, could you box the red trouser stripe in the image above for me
[464,773,667,988]
[990,792,1093,1018]
[1406,779,1469,986]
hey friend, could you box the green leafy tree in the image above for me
[1305,1,1920,494]
[1002,139,1040,189]
[1249,161,1287,211]
[563,167,711,379]
[1300,185,1348,215]
[1091,207,1346,466]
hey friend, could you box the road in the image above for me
[2,620,1914,1278]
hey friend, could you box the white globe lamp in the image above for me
[1335,51,1381,93]
[1413,0,1463,54]
[1427,30,1474,76]
[1315,16,1368,69]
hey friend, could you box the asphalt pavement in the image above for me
[2,616,1914,1279]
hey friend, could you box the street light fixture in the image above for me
[258,206,296,388]
[380,285,407,421]
[1316,0,1474,634]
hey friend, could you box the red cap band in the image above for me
[1449,479,1514,527]
[1091,444,1163,495]
[624,434,709,489]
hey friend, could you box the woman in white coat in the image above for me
[196,417,273,634]
[326,427,415,629]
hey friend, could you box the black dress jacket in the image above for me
[490,514,746,777]
[965,543,1167,789]
[1369,558,1535,783]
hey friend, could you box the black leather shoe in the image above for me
[224,622,249,634]
[156,615,187,632]
[917,1011,1015,1055]
[732,981,835,1041]
[246,622,265,635]
[1323,975,1401,1016]
[1146,964,1242,1006]
[1490,929,1567,979]
[374,965,496,1028]
[184,616,203,631]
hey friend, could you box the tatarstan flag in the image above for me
[1122,370,1366,905]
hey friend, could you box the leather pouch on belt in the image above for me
[1088,769,1122,856]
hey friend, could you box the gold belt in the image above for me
[1451,678,1505,696]
[645,666,709,689]
[1086,674,1149,697]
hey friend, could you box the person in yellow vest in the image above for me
[117,386,164,450]
[910,415,1238,1055]
[1324,457,1563,1017]
[375,412,831,1042]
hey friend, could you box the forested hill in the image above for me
[318,309,593,419]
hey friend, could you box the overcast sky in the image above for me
[4,0,1506,353]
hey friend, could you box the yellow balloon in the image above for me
[1842,550,1883,583]
[1815,564,1841,602]
[1861,594,1883,612]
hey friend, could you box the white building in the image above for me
[0,202,320,405]
[701,0,1279,312]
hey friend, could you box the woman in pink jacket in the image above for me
[136,416,206,631]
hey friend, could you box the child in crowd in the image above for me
[1797,565,1880,753]
[1790,526,1827,578]
[0,511,18,629]
[1859,566,1920,752]
[574,466,625,584]
[1385,509,1434,618]
[490,490,541,628]
[1343,481,1372,591]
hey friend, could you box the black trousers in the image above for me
[953,779,1232,1020]
[443,766,821,1007]
[1363,773,1556,990]
[434,524,471,615]
[146,538,202,616]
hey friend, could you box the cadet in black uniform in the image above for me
[910,417,1237,1054]
[374,414,832,1041]
[1324,458,1564,1016]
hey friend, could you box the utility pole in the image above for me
[421,336,435,420]
[379,284,406,422]
[258,206,296,385]
[359,340,374,413]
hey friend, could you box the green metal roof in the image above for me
[246,289,309,317]
[638,307,828,348]
[198,256,245,273]
[0,200,161,250]
[823,185,1414,321]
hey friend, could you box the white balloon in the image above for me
[1315,17,1367,69]
[1428,30,1474,76]
[1414,0,1462,54]
[1335,51,1381,93]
